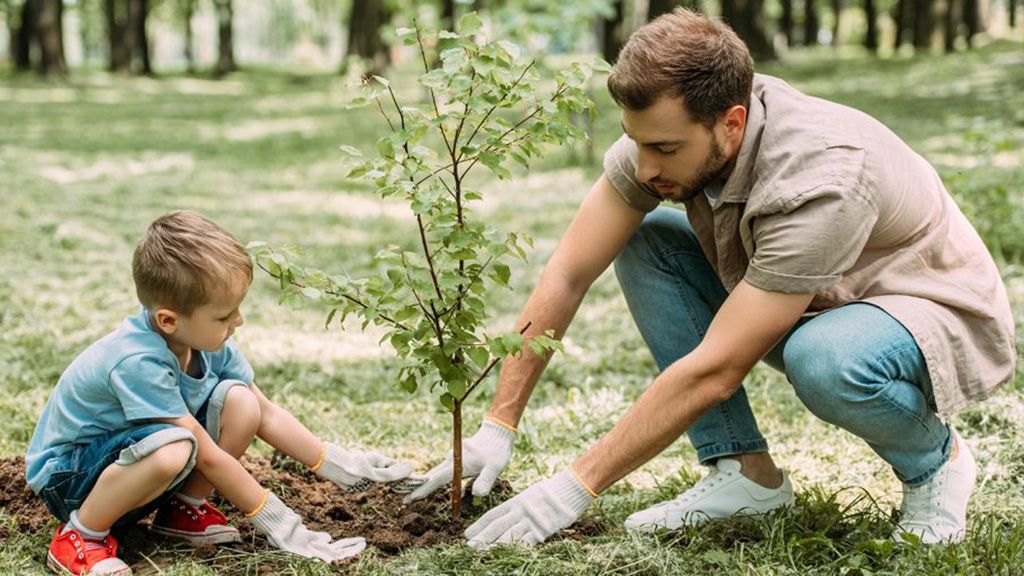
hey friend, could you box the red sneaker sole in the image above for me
[150,525,241,546]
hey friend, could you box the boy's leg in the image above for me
[615,208,793,532]
[177,380,261,500]
[782,303,975,543]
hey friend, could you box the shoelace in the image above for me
[672,466,731,505]
[902,473,947,522]
[81,537,112,553]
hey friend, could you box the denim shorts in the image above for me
[38,424,197,526]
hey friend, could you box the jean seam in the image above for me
[867,343,938,432]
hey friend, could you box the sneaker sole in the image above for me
[150,525,241,546]
[46,551,132,575]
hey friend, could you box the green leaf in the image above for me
[438,30,460,39]
[468,346,490,370]
[338,145,363,157]
[371,75,390,87]
[324,308,337,329]
[301,287,322,300]
[492,263,510,286]
[439,393,455,412]
[458,12,483,35]
[448,379,466,399]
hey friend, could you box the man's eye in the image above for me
[655,147,678,155]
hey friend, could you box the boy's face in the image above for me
[159,277,248,353]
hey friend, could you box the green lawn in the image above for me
[1,41,1022,575]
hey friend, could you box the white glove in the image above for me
[316,443,415,492]
[250,492,366,562]
[465,469,594,548]
[403,418,516,503]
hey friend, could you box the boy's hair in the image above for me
[132,211,252,315]
[606,8,754,129]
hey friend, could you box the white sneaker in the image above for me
[893,428,977,544]
[624,458,794,532]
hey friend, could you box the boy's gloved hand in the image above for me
[464,469,594,548]
[250,492,365,562]
[316,442,416,492]
[402,418,516,503]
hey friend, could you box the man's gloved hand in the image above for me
[249,492,366,562]
[315,443,417,493]
[464,469,595,548]
[402,418,516,504]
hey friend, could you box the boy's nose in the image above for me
[235,312,245,328]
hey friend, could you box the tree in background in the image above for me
[180,0,196,73]
[9,0,67,75]
[864,0,878,52]
[104,0,150,74]
[596,0,625,64]
[780,0,795,46]
[721,0,777,61]
[343,0,392,75]
[804,0,821,45]
[214,0,235,75]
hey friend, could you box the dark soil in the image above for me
[0,454,605,570]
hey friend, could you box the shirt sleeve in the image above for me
[744,186,878,294]
[109,354,189,421]
[602,134,663,213]
[215,338,255,384]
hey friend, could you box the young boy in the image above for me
[26,211,417,575]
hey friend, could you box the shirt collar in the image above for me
[718,87,766,204]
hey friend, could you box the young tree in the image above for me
[253,15,601,519]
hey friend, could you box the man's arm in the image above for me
[489,174,646,426]
[574,281,814,492]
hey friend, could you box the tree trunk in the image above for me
[105,0,129,72]
[942,0,958,53]
[597,0,626,64]
[451,400,463,519]
[648,0,679,19]
[14,0,34,71]
[440,0,455,30]
[804,0,820,45]
[343,0,391,75]
[721,0,776,61]
[128,0,150,74]
[214,0,235,75]
[830,0,841,46]
[962,0,980,46]
[912,0,933,50]
[1010,0,1017,29]
[780,0,794,46]
[679,0,703,11]
[36,0,66,76]
[864,0,878,51]
[182,0,195,73]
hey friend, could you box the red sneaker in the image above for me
[151,496,241,545]
[46,525,131,575]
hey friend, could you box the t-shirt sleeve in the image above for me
[744,187,878,294]
[109,355,188,421]
[602,134,663,213]
[215,338,255,384]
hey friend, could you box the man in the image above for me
[405,9,1015,547]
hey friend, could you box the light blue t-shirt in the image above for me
[25,309,254,492]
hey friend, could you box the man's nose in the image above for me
[634,149,660,183]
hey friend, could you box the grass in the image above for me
[1,39,1023,575]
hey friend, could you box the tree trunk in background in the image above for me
[648,0,679,19]
[721,0,776,61]
[597,0,625,64]
[780,0,794,46]
[14,0,34,71]
[128,0,150,74]
[1009,0,1017,28]
[214,0,235,75]
[804,0,820,45]
[912,0,933,50]
[830,0,841,46]
[962,0,980,45]
[679,0,703,11]
[182,0,195,73]
[864,0,878,51]
[105,0,129,72]
[943,0,959,52]
[441,0,455,29]
[344,0,391,75]
[35,0,66,75]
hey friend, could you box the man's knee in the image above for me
[783,329,865,422]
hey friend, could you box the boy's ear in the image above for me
[153,308,179,334]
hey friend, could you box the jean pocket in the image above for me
[40,470,85,522]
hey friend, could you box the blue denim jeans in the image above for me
[38,424,197,526]
[614,207,951,486]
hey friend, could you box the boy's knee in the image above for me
[223,385,261,432]
[147,438,195,481]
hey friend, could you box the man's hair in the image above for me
[607,8,754,128]
[132,210,252,315]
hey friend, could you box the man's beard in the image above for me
[672,136,729,203]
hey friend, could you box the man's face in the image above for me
[621,96,733,203]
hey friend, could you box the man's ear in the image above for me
[153,308,179,335]
[719,104,747,155]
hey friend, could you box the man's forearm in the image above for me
[572,358,742,493]
[489,269,589,427]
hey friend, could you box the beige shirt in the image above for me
[604,73,1016,417]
